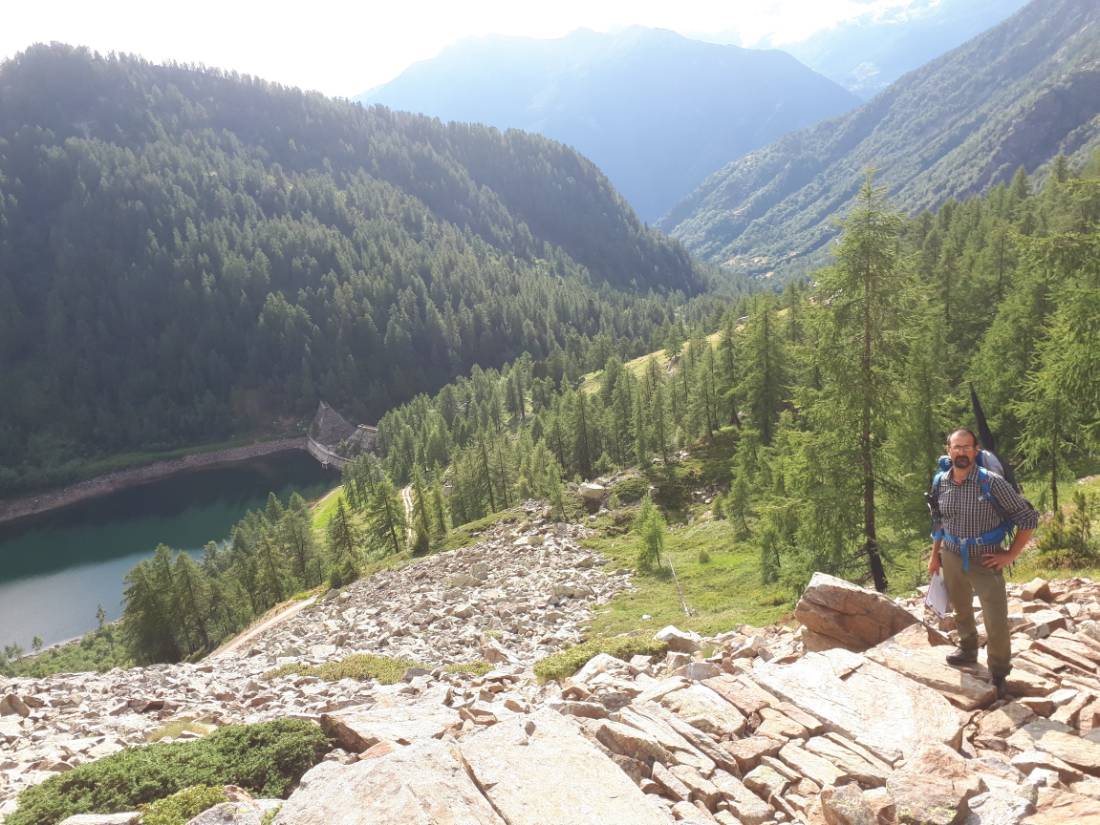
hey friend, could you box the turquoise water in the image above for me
[0,450,337,649]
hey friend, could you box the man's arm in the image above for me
[983,476,1039,571]
[928,537,943,575]
[989,476,1040,531]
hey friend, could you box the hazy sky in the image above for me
[1,0,933,98]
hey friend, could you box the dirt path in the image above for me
[208,595,318,659]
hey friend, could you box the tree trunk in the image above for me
[863,260,888,593]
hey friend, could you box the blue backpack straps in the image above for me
[933,466,1014,572]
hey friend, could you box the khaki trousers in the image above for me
[940,547,1011,679]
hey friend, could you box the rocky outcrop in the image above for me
[794,572,919,651]
[10,541,1100,825]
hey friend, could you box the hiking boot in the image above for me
[992,676,1009,700]
[945,647,978,666]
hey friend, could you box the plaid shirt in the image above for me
[931,468,1039,559]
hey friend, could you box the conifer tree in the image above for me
[279,493,319,586]
[634,494,666,572]
[737,296,787,444]
[326,500,362,586]
[366,472,406,557]
[172,551,212,653]
[410,465,433,555]
[430,477,449,540]
[806,174,907,592]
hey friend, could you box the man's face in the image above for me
[948,433,977,469]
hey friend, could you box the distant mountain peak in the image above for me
[360,27,859,222]
[660,0,1100,280]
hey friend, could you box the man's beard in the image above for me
[953,455,972,469]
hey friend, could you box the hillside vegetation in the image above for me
[0,44,707,494]
[375,157,1099,594]
[661,0,1100,278]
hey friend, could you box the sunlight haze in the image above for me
[1,0,937,97]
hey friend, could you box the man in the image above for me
[927,428,1038,698]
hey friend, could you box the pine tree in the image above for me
[806,173,907,592]
[411,465,433,555]
[173,551,212,653]
[430,477,449,540]
[326,500,362,586]
[366,472,406,557]
[281,493,320,586]
[737,296,787,445]
[634,494,666,572]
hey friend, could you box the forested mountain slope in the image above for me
[0,45,705,492]
[661,0,1100,277]
[361,27,859,222]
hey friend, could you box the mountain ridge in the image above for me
[660,0,1100,277]
[361,27,859,221]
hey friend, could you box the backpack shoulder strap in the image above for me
[977,467,1012,524]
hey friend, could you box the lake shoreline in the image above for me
[0,438,310,528]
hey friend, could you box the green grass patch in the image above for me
[141,785,227,825]
[443,660,493,677]
[534,635,669,683]
[439,509,521,552]
[7,719,330,825]
[580,332,723,395]
[584,515,792,639]
[266,653,423,685]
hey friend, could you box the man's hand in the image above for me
[981,552,1014,571]
[928,547,941,576]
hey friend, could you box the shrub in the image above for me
[8,719,331,825]
[698,548,711,564]
[141,785,227,825]
[611,475,648,503]
[534,636,668,683]
[266,653,422,685]
[1036,491,1096,568]
[443,660,493,676]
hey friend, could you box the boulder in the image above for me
[1021,579,1052,602]
[578,483,607,503]
[0,694,30,717]
[273,741,505,824]
[964,789,1035,824]
[320,700,460,752]
[658,684,747,738]
[1008,718,1100,775]
[58,816,142,825]
[886,743,984,825]
[819,783,878,825]
[460,709,671,825]
[794,572,918,651]
[187,799,278,825]
[656,626,703,653]
[753,648,964,764]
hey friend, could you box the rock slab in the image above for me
[459,708,671,825]
[274,741,505,825]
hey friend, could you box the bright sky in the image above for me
[0,0,932,98]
